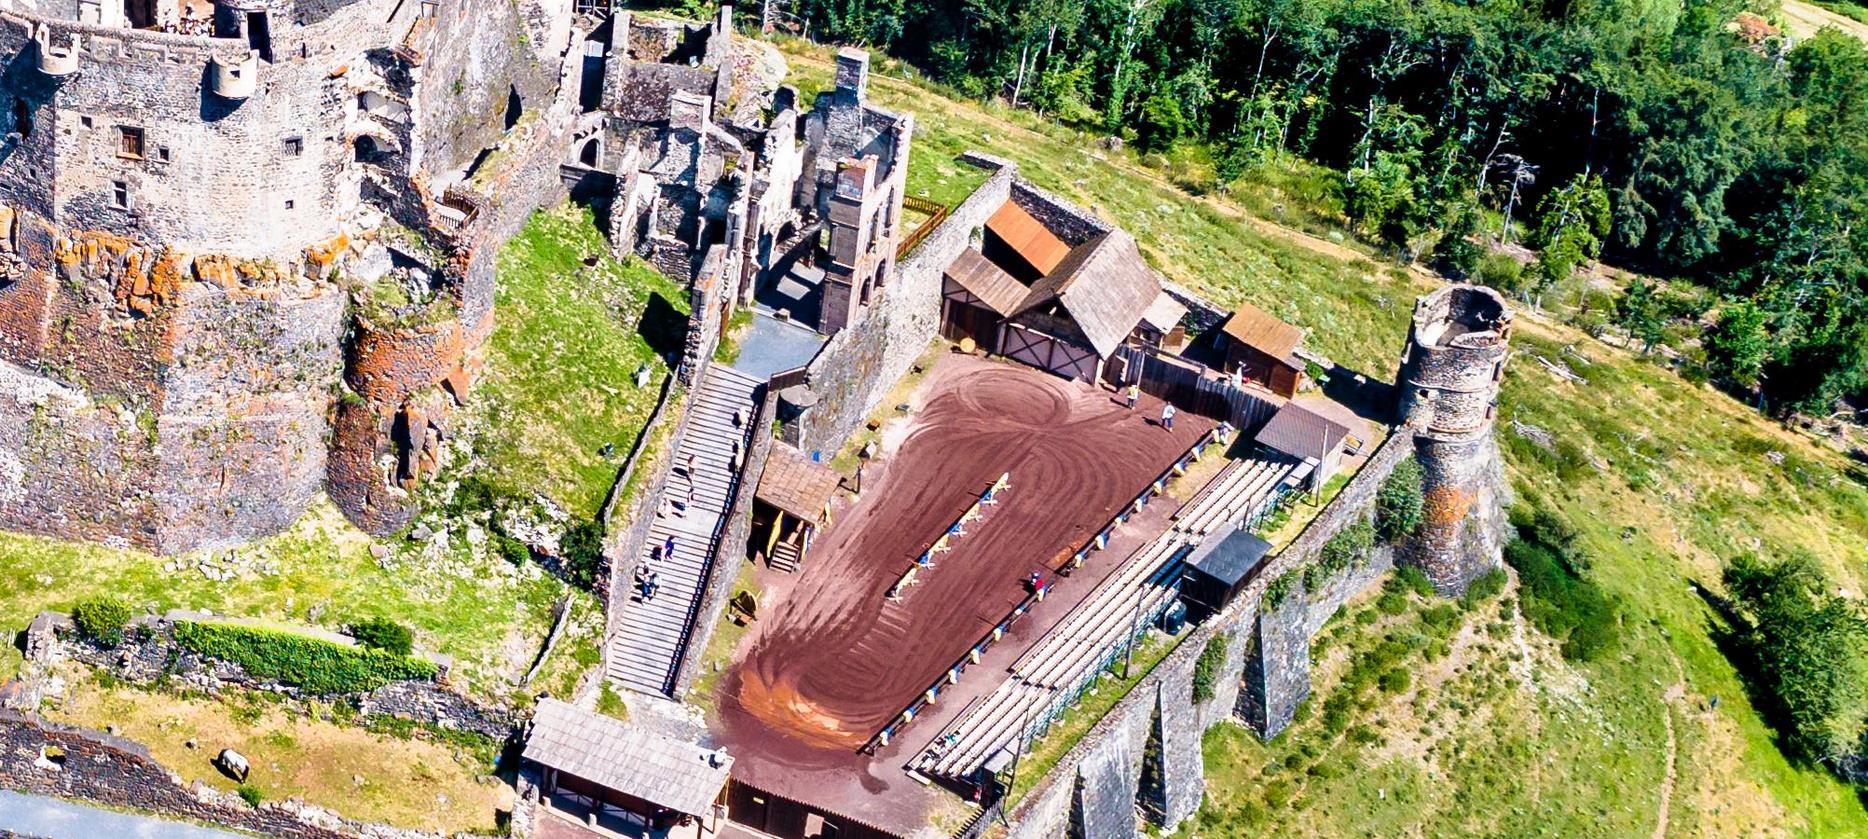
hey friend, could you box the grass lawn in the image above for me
[0,502,584,703]
[473,203,688,521]
[764,38,1868,834]
[44,667,504,834]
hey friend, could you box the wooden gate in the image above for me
[1000,323,1099,381]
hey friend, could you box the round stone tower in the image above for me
[1396,284,1512,596]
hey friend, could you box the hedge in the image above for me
[172,621,437,695]
[72,597,133,646]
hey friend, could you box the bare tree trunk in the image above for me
[1011,41,1030,107]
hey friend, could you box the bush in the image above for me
[1306,517,1376,591]
[173,621,437,695]
[1464,567,1508,606]
[560,522,606,589]
[71,597,133,646]
[1192,635,1228,703]
[1378,668,1412,694]
[1375,457,1425,542]
[1265,572,1297,607]
[236,784,263,807]
[1376,589,1409,615]
[1395,566,1435,598]
[1504,524,1621,663]
[349,617,413,657]
[1475,253,1525,295]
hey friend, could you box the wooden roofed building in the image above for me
[1217,302,1307,398]
[940,183,1186,382]
[752,443,843,573]
[1254,402,1352,489]
[522,699,734,837]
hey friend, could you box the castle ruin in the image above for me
[0,0,905,552]
[1397,284,1513,595]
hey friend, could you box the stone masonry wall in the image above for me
[1005,431,1414,838]
[787,163,1012,454]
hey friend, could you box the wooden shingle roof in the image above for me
[986,201,1072,274]
[1221,302,1304,366]
[945,249,1029,316]
[756,444,841,525]
[1011,230,1163,358]
[523,699,732,817]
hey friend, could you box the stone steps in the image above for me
[605,364,763,696]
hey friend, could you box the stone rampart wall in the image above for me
[1005,431,1413,838]
[787,163,1011,454]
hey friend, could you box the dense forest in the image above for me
[721,0,1868,416]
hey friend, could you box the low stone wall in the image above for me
[0,709,438,839]
[1005,431,1415,838]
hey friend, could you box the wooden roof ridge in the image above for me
[756,443,842,525]
[1010,229,1163,358]
[944,248,1029,316]
[522,699,732,818]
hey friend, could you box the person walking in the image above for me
[1125,383,1140,410]
[1161,403,1176,430]
[664,534,677,561]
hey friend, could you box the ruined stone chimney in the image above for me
[833,47,869,101]
[669,91,712,135]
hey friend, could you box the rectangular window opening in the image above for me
[282,137,303,158]
[116,126,145,159]
[111,181,131,210]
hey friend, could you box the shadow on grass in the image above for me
[638,292,689,363]
[1691,579,1804,769]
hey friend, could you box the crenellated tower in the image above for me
[1396,284,1513,596]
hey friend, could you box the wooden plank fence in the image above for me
[1109,345,1281,432]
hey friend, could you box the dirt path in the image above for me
[1653,656,1687,839]
[1780,0,1868,41]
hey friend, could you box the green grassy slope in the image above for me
[472,204,687,520]
[774,41,1868,835]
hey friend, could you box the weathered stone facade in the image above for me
[0,0,593,550]
[1397,284,1512,595]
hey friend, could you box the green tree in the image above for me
[1704,299,1770,390]
[1723,554,1868,766]
[1615,278,1668,354]
[1529,174,1612,305]
[1135,92,1186,153]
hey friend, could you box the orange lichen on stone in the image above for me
[303,234,351,279]
[1422,485,1475,528]
[192,254,290,289]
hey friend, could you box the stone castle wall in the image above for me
[1006,431,1415,838]
[0,0,584,550]
[784,162,1012,454]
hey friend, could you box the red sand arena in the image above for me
[715,353,1212,822]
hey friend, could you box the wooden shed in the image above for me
[1218,302,1306,398]
[523,699,734,835]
